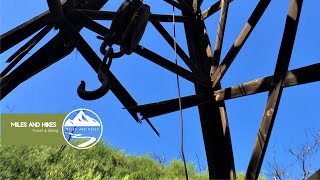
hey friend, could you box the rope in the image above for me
[172,2,189,180]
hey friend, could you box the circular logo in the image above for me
[62,108,103,149]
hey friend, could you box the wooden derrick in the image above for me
[0,0,318,179]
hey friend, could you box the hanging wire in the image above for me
[172,1,189,179]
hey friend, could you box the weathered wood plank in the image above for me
[1,26,53,77]
[215,63,320,101]
[127,62,320,125]
[210,0,229,79]
[246,0,304,179]
[183,1,236,178]
[211,0,271,88]
[201,0,233,20]
[128,94,212,118]
[307,169,320,180]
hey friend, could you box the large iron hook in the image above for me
[77,48,113,100]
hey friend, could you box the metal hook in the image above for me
[77,48,113,100]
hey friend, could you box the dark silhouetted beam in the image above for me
[151,21,207,80]
[0,0,109,99]
[75,9,192,22]
[47,0,64,20]
[0,34,75,99]
[69,14,206,89]
[69,11,110,36]
[0,11,52,53]
[246,0,304,178]
[135,46,210,89]
[177,0,193,11]
[211,0,271,88]
[149,14,192,22]
[1,26,53,77]
[0,0,105,54]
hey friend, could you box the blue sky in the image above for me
[1,0,319,178]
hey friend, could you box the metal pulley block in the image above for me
[101,0,150,56]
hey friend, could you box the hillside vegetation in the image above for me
[0,141,265,180]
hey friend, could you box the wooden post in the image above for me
[183,1,235,178]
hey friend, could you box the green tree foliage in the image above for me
[0,141,265,179]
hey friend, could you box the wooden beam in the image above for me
[0,0,109,99]
[1,26,53,77]
[246,0,304,178]
[68,14,208,89]
[307,169,320,180]
[69,10,110,36]
[211,0,271,89]
[0,34,75,99]
[128,94,212,118]
[60,21,160,135]
[128,63,320,118]
[149,14,193,22]
[60,23,141,122]
[135,46,210,89]
[201,0,233,20]
[183,2,235,178]
[46,0,64,20]
[0,11,52,53]
[210,0,229,79]
[73,9,115,20]
[214,63,320,101]
[151,21,207,80]
[75,9,192,22]
[0,0,108,54]
[177,0,193,11]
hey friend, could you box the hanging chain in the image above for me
[172,1,189,180]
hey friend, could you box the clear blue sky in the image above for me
[1,0,319,178]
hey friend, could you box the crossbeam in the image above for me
[128,63,320,118]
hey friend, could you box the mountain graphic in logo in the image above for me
[62,108,103,149]
[64,110,100,127]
